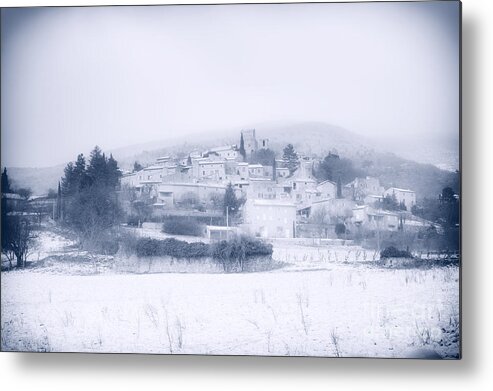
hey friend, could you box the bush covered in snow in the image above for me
[380,246,412,259]
[116,233,275,272]
[126,215,141,227]
[135,237,210,258]
[211,236,273,272]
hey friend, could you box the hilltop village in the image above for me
[120,129,423,240]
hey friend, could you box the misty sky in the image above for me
[1,2,460,168]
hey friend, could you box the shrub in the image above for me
[118,231,140,257]
[335,223,346,237]
[211,235,273,272]
[162,217,204,237]
[120,234,276,272]
[195,204,206,212]
[241,236,273,257]
[81,231,120,255]
[127,214,141,227]
[134,237,210,259]
[380,246,412,259]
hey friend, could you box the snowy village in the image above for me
[117,129,425,243]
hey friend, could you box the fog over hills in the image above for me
[5,121,459,198]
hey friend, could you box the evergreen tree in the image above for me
[283,144,299,176]
[272,158,277,181]
[187,155,192,166]
[106,154,121,189]
[1,168,11,193]
[224,182,240,217]
[59,146,123,249]
[133,161,143,172]
[381,194,400,211]
[315,152,360,184]
[61,162,75,195]
[239,133,246,161]
[87,146,107,186]
[74,154,87,190]
[249,148,275,166]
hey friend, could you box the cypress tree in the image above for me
[239,133,246,161]
[1,168,11,193]
[56,181,62,220]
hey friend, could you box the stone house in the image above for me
[384,187,416,209]
[242,199,296,239]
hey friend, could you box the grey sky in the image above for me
[1,2,460,168]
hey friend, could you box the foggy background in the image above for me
[1,2,460,168]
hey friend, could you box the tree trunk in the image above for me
[16,254,23,268]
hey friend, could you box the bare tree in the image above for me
[2,215,36,268]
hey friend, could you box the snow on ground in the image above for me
[272,244,379,271]
[1,263,459,358]
[1,228,459,358]
[126,226,209,243]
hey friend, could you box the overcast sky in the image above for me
[1,2,460,168]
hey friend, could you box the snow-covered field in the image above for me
[1,230,460,358]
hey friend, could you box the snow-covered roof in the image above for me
[293,177,316,183]
[317,180,336,187]
[367,210,398,217]
[199,160,225,165]
[209,145,235,153]
[386,187,415,194]
[144,165,164,171]
[206,225,236,231]
[2,193,23,200]
[252,199,296,208]
[249,177,272,182]
[140,180,162,184]
[159,183,226,190]
[366,194,384,199]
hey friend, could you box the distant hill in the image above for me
[5,121,459,199]
[7,165,65,196]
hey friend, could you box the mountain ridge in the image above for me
[5,121,458,199]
